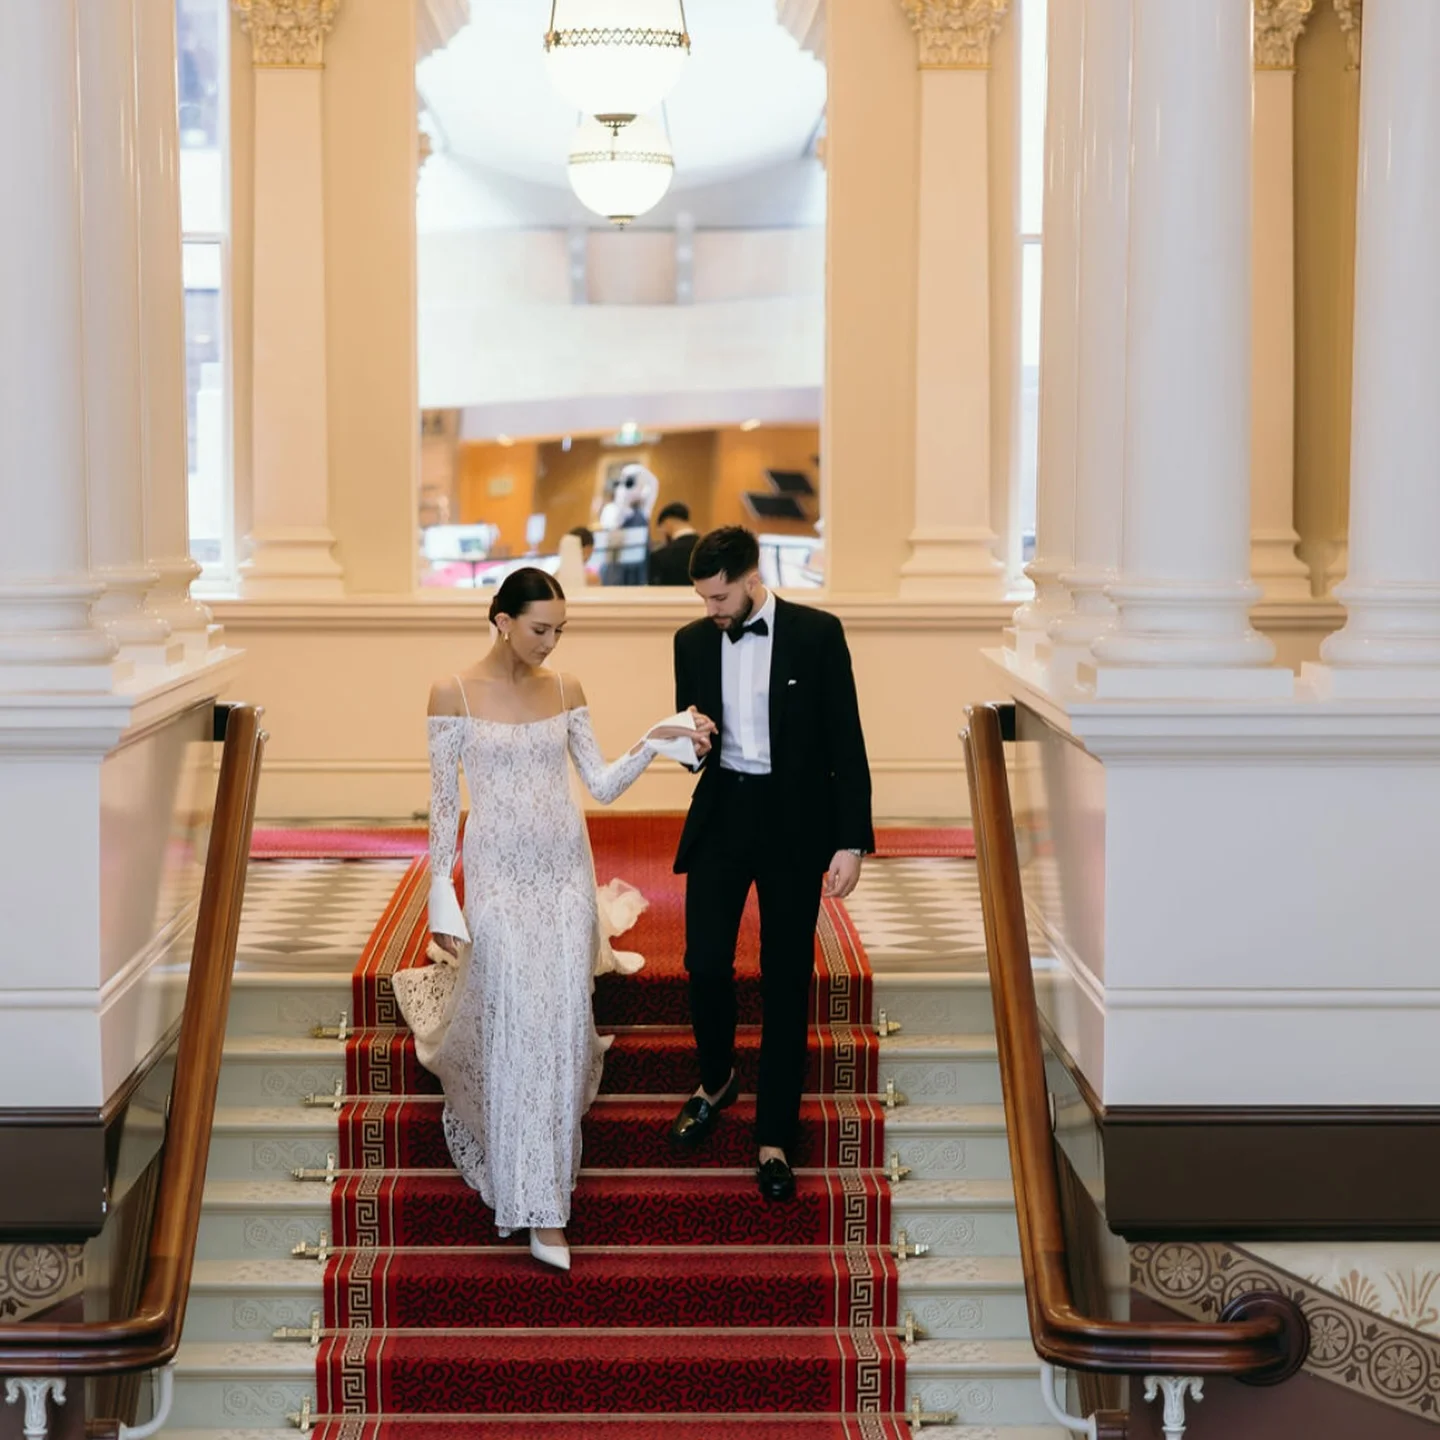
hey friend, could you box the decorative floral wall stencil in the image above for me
[1389,1269,1440,1334]
[1133,1241,1440,1425]
[0,1245,84,1322]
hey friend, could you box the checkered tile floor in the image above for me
[236,854,995,974]
[237,858,413,966]
[843,857,989,973]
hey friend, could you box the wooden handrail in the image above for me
[0,703,266,1376]
[961,703,1308,1382]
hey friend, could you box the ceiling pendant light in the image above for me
[568,114,674,226]
[544,0,691,131]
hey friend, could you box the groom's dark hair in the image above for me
[689,526,759,583]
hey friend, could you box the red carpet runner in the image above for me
[310,815,908,1437]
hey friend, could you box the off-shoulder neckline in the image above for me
[428,706,589,728]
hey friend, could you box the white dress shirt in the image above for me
[719,589,776,775]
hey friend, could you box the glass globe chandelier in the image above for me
[567,114,674,227]
[544,0,691,131]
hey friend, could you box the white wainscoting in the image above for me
[0,651,239,1109]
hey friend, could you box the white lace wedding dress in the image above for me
[390,690,662,1235]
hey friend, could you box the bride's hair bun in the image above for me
[489,567,565,628]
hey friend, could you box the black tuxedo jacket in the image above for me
[672,596,875,874]
[649,533,699,587]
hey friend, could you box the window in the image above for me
[1018,0,1047,564]
[177,0,232,574]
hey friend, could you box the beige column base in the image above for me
[1250,531,1315,601]
[240,527,345,599]
[899,528,1007,599]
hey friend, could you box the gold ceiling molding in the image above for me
[899,0,1009,70]
[1333,0,1363,68]
[232,0,342,68]
[1254,0,1313,70]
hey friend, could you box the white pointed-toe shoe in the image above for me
[529,1229,571,1271]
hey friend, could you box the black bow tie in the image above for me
[727,616,769,644]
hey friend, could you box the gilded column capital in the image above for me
[899,0,1009,70]
[232,0,342,68]
[1333,0,1362,69]
[1254,0,1313,69]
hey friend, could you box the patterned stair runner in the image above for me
[310,816,903,1432]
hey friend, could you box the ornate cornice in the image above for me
[899,0,1009,70]
[232,0,342,68]
[1254,0,1313,69]
[1333,0,1362,69]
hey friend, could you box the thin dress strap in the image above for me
[556,672,567,711]
[454,675,472,718]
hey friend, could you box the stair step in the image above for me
[200,1171,896,1258]
[160,1426,1068,1440]
[226,971,354,1039]
[182,1253,1028,1345]
[906,1339,1053,1427]
[876,1034,1002,1104]
[202,1102,1007,1183]
[218,1031,998,1108]
[892,1179,1021,1256]
[168,1338,1049,1430]
[870,974,999,1035]
[224,970,1001,1047]
[883,1106,1010,1181]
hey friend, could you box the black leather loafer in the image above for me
[669,1071,740,1149]
[756,1155,796,1202]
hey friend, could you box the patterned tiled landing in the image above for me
[844,857,989,972]
[236,859,412,966]
[236,854,990,974]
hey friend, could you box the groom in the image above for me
[668,526,874,1201]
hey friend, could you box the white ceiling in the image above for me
[417,0,828,193]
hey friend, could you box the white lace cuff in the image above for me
[428,878,470,943]
[644,710,700,766]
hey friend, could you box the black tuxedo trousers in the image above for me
[684,768,824,1152]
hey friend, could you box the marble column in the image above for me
[78,0,176,662]
[1250,0,1316,601]
[235,0,346,598]
[136,0,213,649]
[1310,0,1440,695]
[0,0,116,692]
[898,0,1009,599]
[1010,0,1082,652]
[1046,0,1130,682]
[1089,0,1290,698]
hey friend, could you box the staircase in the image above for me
[161,856,1066,1440]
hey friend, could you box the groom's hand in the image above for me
[687,707,716,759]
[823,850,862,899]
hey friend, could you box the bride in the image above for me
[392,566,712,1272]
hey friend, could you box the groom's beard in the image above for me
[715,594,755,631]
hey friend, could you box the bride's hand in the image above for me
[430,932,460,959]
[688,707,717,736]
